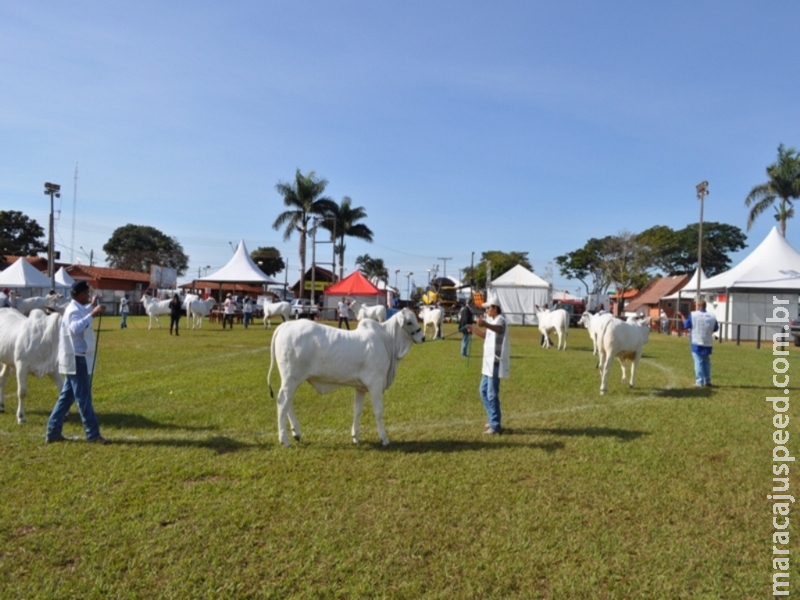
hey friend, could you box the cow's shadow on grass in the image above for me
[651,387,713,398]
[512,426,649,442]
[383,439,566,454]
[120,435,254,455]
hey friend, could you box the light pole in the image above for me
[406,271,413,301]
[696,181,709,301]
[437,257,452,278]
[44,182,60,290]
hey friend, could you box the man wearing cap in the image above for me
[222,293,236,329]
[0,287,11,308]
[45,280,109,444]
[468,294,510,435]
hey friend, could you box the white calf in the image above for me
[579,311,614,357]
[141,294,171,329]
[536,307,569,350]
[420,306,444,340]
[352,301,386,323]
[598,316,651,394]
[262,301,291,329]
[187,297,216,329]
[14,297,48,316]
[267,307,425,447]
[0,309,63,423]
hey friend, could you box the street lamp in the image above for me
[696,181,709,301]
[44,182,61,290]
[394,269,400,291]
[406,271,413,301]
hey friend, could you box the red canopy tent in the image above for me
[323,271,386,316]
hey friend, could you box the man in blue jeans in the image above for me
[46,280,109,444]
[468,294,510,435]
[680,299,719,388]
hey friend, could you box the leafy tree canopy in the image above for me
[0,210,47,256]
[103,224,189,276]
[463,251,532,289]
[251,246,285,277]
[355,254,388,282]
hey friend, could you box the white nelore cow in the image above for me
[0,309,62,423]
[579,311,614,357]
[267,307,425,447]
[536,306,569,350]
[419,306,444,340]
[141,294,171,329]
[262,301,291,329]
[598,316,651,394]
[186,297,216,330]
[351,300,387,323]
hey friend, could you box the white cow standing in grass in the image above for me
[598,316,651,394]
[351,300,387,323]
[536,306,569,350]
[141,294,171,329]
[579,311,614,357]
[262,301,291,329]
[267,307,425,447]
[186,297,216,330]
[0,308,62,423]
[420,306,444,340]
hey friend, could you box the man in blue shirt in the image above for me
[680,299,719,388]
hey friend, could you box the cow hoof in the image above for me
[381,439,390,447]
[352,437,359,444]
[293,434,300,442]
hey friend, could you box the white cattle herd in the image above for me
[0,296,655,445]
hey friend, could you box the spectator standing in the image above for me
[0,287,10,308]
[222,293,236,329]
[242,296,253,329]
[337,297,351,330]
[45,280,109,444]
[457,301,475,357]
[169,292,182,336]
[679,299,719,387]
[467,294,510,435]
[660,309,669,334]
[119,294,129,329]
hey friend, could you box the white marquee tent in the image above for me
[490,264,551,325]
[699,227,800,340]
[196,240,277,287]
[0,258,52,295]
[54,266,75,293]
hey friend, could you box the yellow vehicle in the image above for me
[421,277,458,309]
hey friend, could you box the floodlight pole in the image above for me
[44,182,61,290]
[696,181,709,302]
[406,271,413,301]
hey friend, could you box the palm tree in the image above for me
[355,254,388,282]
[745,144,800,237]
[272,170,337,298]
[320,196,374,278]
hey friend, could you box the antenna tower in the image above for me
[70,163,78,263]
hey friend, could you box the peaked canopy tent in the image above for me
[323,271,386,317]
[0,257,53,296]
[699,227,800,340]
[489,264,551,325]
[195,240,277,299]
[54,266,75,294]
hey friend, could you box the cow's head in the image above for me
[398,307,425,344]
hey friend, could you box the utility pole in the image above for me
[44,182,61,290]
[696,181,709,302]
[437,257,452,279]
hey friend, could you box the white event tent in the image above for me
[699,226,800,340]
[0,258,52,296]
[489,264,551,325]
[54,266,75,294]
[195,240,277,293]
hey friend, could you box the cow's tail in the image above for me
[267,325,278,398]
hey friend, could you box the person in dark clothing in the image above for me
[169,293,182,336]
[458,301,475,357]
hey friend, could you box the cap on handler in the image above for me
[71,280,90,296]
[484,293,502,309]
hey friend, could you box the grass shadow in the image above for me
[382,439,566,454]
[516,426,649,442]
[114,435,257,454]
[652,387,713,398]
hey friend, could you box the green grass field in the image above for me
[0,315,796,598]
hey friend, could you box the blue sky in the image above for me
[2,1,798,295]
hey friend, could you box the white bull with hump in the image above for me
[598,316,651,394]
[579,311,614,357]
[536,306,569,350]
[141,294,171,329]
[267,307,425,447]
[262,301,291,329]
[350,300,387,323]
[186,297,216,329]
[0,308,62,423]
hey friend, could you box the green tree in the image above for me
[600,231,650,315]
[250,246,285,277]
[272,170,337,297]
[103,224,189,275]
[0,210,46,257]
[319,196,374,279]
[555,238,610,297]
[463,251,532,289]
[745,143,800,237]
[355,254,388,282]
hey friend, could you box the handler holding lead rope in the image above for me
[45,280,110,445]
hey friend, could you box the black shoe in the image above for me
[45,434,70,443]
[87,436,111,445]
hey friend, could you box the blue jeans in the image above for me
[479,363,502,431]
[243,312,251,328]
[692,352,712,386]
[461,333,471,357]
[46,356,101,441]
[120,313,128,328]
